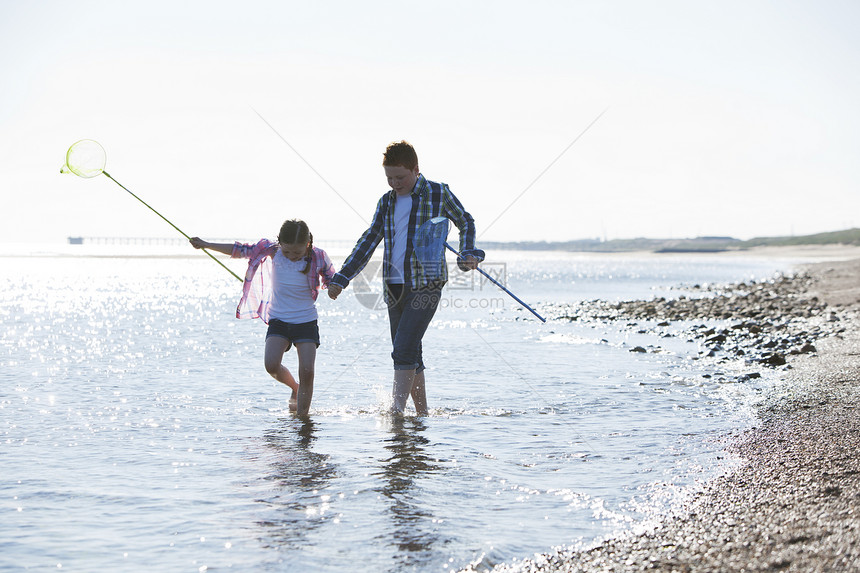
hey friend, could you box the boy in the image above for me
[328,141,484,415]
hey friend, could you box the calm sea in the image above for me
[0,243,830,572]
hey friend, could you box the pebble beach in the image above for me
[470,253,860,573]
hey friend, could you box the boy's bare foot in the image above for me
[289,388,298,412]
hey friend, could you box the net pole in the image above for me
[101,171,242,282]
[444,243,546,322]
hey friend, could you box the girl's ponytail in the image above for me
[302,232,314,274]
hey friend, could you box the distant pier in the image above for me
[67,237,358,249]
[68,236,190,246]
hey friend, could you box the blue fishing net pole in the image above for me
[415,217,546,322]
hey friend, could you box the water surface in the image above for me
[0,245,820,571]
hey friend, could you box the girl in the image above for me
[190,219,334,416]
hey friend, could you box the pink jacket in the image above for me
[231,239,335,323]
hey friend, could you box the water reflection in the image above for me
[255,418,338,549]
[374,417,448,571]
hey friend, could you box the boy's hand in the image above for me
[189,237,206,250]
[461,255,479,270]
[328,284,343,300]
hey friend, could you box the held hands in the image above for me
[326,257,477,301]
[323,255,479,302]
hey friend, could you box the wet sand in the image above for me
[472,255,860,572]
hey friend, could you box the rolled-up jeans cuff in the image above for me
[393,363,420,371]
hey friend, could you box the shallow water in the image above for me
[0,246,820,571]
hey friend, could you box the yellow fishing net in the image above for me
[61,139,106,178]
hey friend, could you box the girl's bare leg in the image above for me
[264,336,298,410]
[294,343,316,417]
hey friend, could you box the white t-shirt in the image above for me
[267,250,318,323]
[389,193,412,284]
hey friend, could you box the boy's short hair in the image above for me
[382,141,418,170]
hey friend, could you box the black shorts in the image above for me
[265,319,320,347]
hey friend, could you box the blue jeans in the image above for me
[386,283,442,372]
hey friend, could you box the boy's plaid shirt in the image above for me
[331,174,483,290]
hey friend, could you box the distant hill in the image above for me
[481,228,860,253]
[738,228,860,248]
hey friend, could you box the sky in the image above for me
[2,0,860,244]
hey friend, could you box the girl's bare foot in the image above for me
[289,388,298,412]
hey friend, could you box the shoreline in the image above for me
[471,257,860,572]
